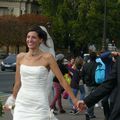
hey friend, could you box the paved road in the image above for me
[0,71,15,93]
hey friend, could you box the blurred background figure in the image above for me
[50,54,68,114]
[67,56,84,115]
[82,52,98,120]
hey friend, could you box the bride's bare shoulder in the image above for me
[42,52,55,60]
[17,52,26,60]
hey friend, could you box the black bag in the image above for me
[83,61,98,86]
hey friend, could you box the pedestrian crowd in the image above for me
[50,49,120,120]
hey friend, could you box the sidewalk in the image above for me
[1,95,104,120]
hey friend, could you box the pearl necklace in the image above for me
[29,51,40,56]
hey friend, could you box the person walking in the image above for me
[50,54,68,114]
[98,50,114,120]
[78,52,120,120]
[3,25,80,120]
[81,52,98,120]
[68,56,83,115]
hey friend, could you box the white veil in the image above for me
[39,26,55,57]
[39,26,55,103]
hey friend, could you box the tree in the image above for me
[39,0,81,54]
[0,14,49,54]
[78,0,120,50]
[37,0,120,53]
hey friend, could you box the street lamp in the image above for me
[68,34,71,53]
[102,0,107,50]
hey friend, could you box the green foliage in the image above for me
[28,1,120,53]
[39,0,64,16]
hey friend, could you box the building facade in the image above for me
[0,0,41,16]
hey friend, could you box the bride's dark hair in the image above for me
[27,25,48,47]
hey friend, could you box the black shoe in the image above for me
[54,106,58,111]
[50,109,58,115]
[69,110,74,114]
[74,110,79,115]
[89,115,96,119]
[60,109,66,113]
[53,110,58,115]
[69,109,79,115]
[85,114,90,120]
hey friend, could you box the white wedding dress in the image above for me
[13,64,58,120]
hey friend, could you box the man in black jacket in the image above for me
[79,53,120,120]
[82,52,98,119]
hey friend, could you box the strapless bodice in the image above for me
[13,64,58,120]
[20,64,49,92]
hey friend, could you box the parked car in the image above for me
[1,54,16,71]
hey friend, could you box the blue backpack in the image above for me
[95,58,106,84]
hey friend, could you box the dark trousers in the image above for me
[101,95,110,120]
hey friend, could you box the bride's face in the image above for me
[26,31,42,49]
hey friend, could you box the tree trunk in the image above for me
[6,45,9,55]
[16,45,19,54]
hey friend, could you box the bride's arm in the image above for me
[12,53,22,99]
[3,54,22,111]
[47,53,78,107]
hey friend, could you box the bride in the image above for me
[3,25,80,120]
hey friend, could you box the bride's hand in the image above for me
[3,104,12,112]
[3,94,15,112]
[77,100,87,112]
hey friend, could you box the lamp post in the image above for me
[68,34,71,53]
[102,0,107,50]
